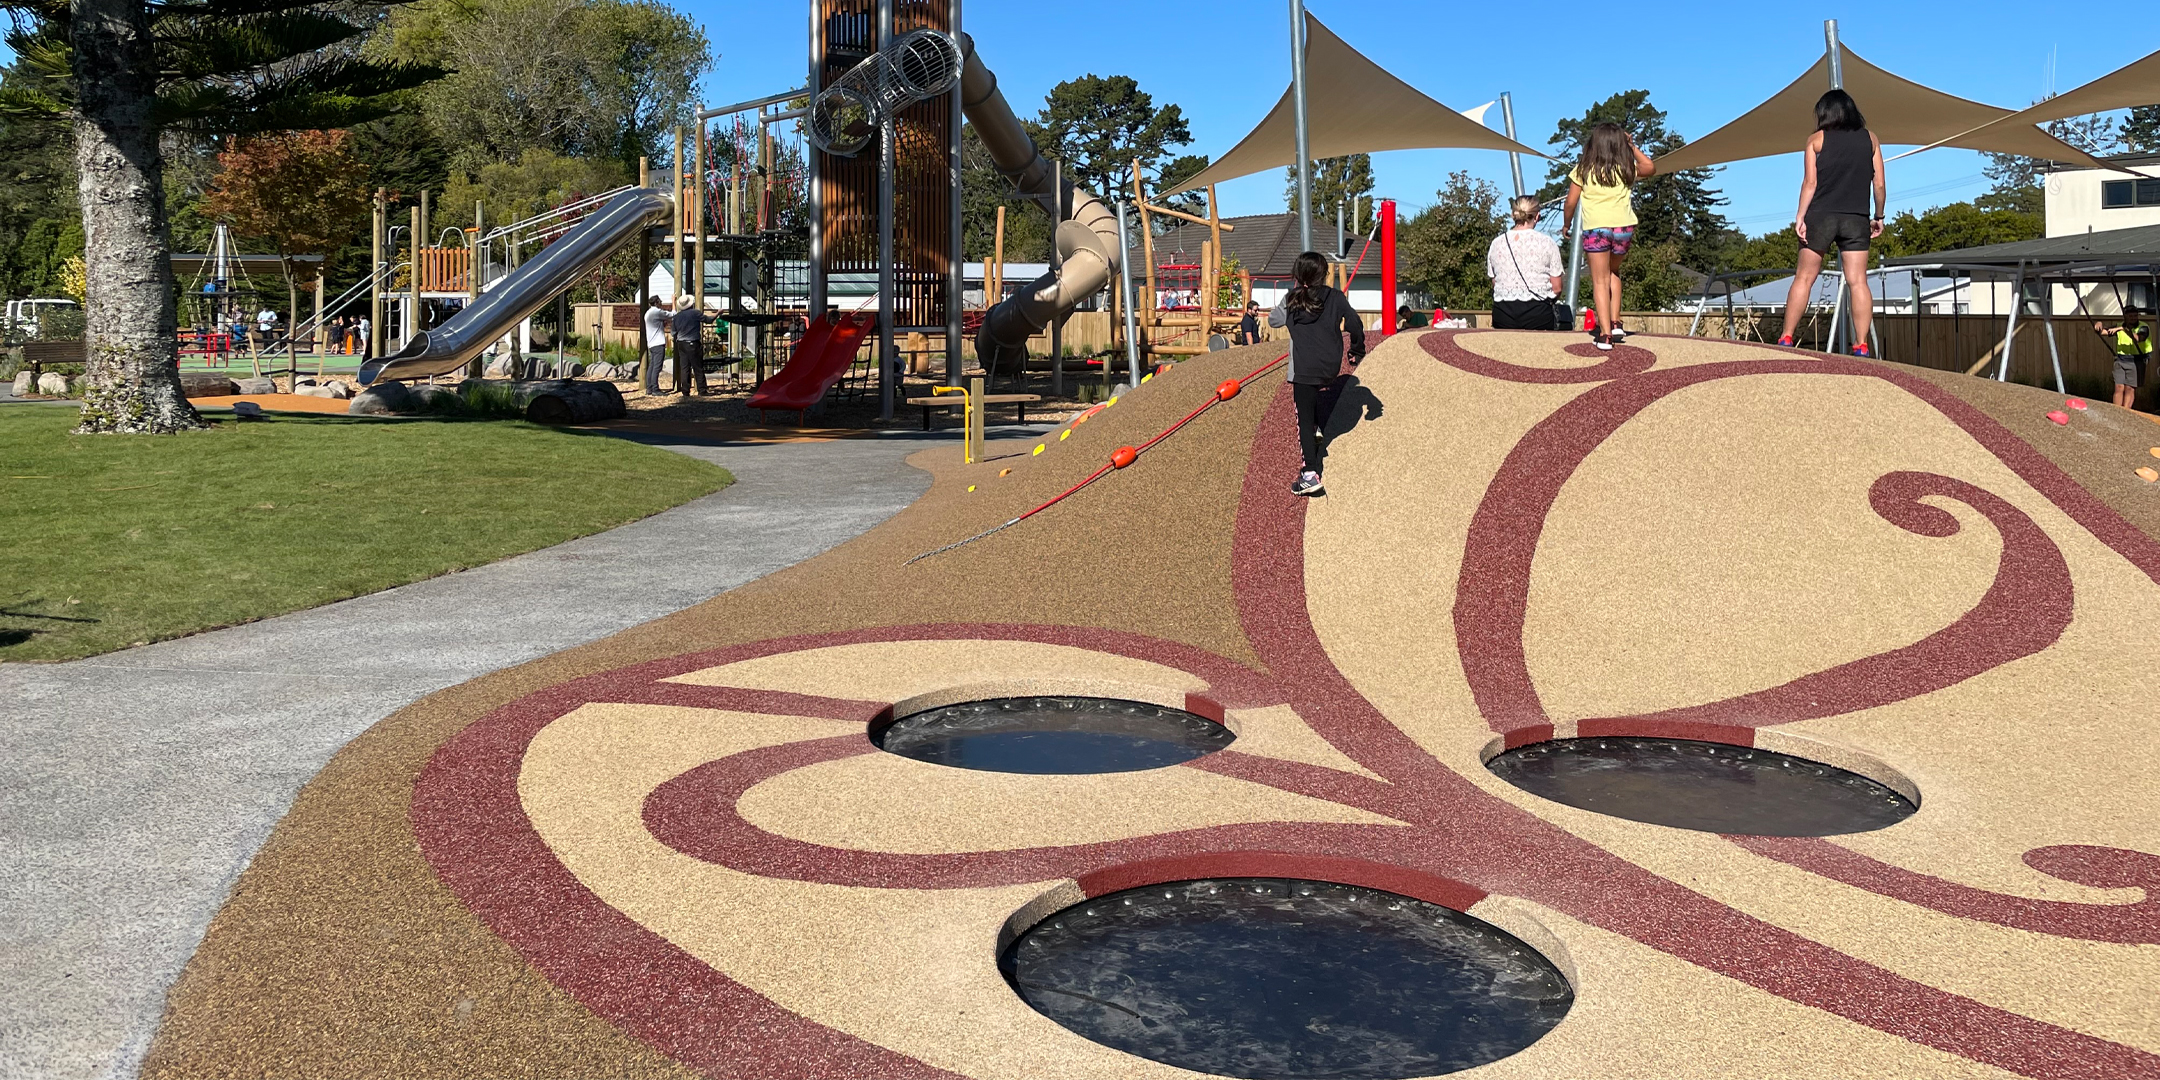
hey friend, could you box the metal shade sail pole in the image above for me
[2000,261,2027,381]
[1825,20,1844,89]
[877,0,896,421]
[1288,0,1313,253]
[1561,215,1585,330]
[1117,200,1140,389]
[1500,92,1526,200]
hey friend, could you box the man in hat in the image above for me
[670,295,713,396]
[2097,306,2153,411]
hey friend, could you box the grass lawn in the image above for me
[0,408,731,662]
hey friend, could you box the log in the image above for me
[459,378,626,424]
[179,372,240,398]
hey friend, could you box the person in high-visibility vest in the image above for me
[2096,306,2152,411]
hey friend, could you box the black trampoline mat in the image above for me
[1487,736,1917,836]
[1003,878,1573,1079]
[873,696,1234,774]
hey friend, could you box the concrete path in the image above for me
[0,424,1041,1080]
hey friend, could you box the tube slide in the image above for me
[357,187,674,385]
[960,35,1123,371]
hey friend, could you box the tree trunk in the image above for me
[69,0,202,434]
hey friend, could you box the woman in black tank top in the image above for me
[1776,89,1886,356]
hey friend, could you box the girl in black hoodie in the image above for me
[1268,250,1366,497]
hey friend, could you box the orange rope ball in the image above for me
[1109,445,1138,469]
[1216,378,1242,401]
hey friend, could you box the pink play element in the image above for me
[745,312,876,417]
[2067,398,2089,410]
[2047,410,2071,425]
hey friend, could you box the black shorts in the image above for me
[1491,298,1557,331]
[1804,211,1872,255]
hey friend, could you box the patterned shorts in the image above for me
[1583,226,1635,256]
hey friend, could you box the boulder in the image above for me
[234,376,277,395]
[37,372,70,395]
[586,362,617,380]
[347,381,413,416]
[11,372,32,397]
[520,378,625,424]
[179,372,239,398]
[618,360,638,381]
[324,380,352,399]
[232,400,266,420]
[483,357,511,379]
[407,383,465,415]
[294,384,339,399]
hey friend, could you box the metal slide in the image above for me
[357,187,673,385]
[960,35,1123,368]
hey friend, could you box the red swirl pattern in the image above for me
[413,330,2160,1078]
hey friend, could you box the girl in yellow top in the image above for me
[1563,123,1656,351]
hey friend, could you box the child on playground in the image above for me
[1777,89,1886,356]
[1563,123,1656,351]
[2097,306,2152,410]
[1269,250,1365,497]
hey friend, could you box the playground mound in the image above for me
[145,331,2160,1079]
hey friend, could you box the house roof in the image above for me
[1131,213,1377,278]
[1881,224,2160,269]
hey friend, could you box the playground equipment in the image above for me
[744,310,875,422]
[358,189,672,385]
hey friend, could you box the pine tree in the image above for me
[0,0,437,433]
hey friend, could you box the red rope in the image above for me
[906,352,1288,563]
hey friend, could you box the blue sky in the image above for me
[690,1,2158,236]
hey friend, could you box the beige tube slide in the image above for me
[960,34,1123,369]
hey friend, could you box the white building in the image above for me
[2045,154,2160,238]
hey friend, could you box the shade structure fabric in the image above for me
[2008,49,2160,126]
[1170,14,1540,194]
[1653,48,2102,174]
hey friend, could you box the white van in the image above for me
[7,298,80,337]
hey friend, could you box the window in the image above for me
[2101,178,2160,207]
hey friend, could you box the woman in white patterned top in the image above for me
[1485,196,1565,331]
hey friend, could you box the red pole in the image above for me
[1380,199,1398,336]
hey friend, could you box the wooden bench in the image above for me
[904,392,1042,429]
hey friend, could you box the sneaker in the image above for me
[1291,471,1325,497]
[1595,335,1613,352]
[1777,335,1795,348]
[1611,323,1628,342]
[1852,343,1872,358]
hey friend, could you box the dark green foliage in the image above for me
[1285,154,1376,232]
[0,1,441,137]
[1397,171,1504,309]
[1031,74,1192,202]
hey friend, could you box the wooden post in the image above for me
[1208,184,1225,327]
[1132,160,1157,344]
[1200,239,1214,327]
[673,125,685,312]
[312,273,326,379]
[693,120,707,318]
[991,205,1005,309]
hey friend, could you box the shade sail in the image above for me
[1653,47,2102,174]
[2011,48,2160,125]
[1171,14,1540,194]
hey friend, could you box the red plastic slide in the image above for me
[747,312,876,419]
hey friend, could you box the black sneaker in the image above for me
[1595,335,1613,352]
[1611,323,1628,342]
[1291,471,1325,497]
